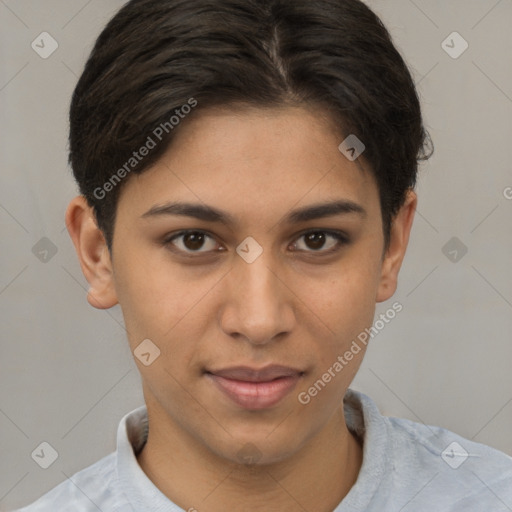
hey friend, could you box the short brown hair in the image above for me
[69,0,433,250]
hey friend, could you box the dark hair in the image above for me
[69,0,433,251]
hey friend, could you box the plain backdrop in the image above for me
[1,0,511,509]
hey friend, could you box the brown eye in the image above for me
[292,230,349,254]
[304,232,327,251]
[165,231,219,254]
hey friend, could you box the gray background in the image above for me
[1,0,511,509]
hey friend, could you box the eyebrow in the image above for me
[141,199,366,226]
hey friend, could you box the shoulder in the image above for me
[386,414,512,509]
[345,390,512,510]
[14,453,128,512]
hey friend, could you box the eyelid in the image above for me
[291,229,349,255]
[163,228,350,256]
[163,229,222,256]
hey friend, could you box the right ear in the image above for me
[65,196,118,309]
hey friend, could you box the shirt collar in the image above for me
[116,405,182,511]
[114,389,389,511]
[338,389,390,510]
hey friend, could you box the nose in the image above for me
[218,249,295,346]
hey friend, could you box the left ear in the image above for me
[376,189,417,303]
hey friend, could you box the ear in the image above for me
[376,189,417,303]
[65,196,118,309]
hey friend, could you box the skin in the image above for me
[66,105,416,512]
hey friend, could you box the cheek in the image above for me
[113,256,227,384]
[297,258,381,394]
[307,255,381,332]
[114,252,212,336]
[295,267,379,409]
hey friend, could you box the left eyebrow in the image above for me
[141,199,366,227]
[283,199,367,224]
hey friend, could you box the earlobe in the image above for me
[376,190,417,303]
[65,196,119,309]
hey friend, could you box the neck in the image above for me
[137,403,362,512]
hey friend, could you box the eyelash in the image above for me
[162,229,350,258]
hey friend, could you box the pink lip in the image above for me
[205,365,303,410]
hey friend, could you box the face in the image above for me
[68,105,415,466]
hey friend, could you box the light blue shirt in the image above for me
[15,389,512,511]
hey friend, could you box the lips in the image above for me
[205,365,304,410]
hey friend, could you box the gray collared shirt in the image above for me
[15,389,512,511]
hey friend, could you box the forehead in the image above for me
[117,106,380,226]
